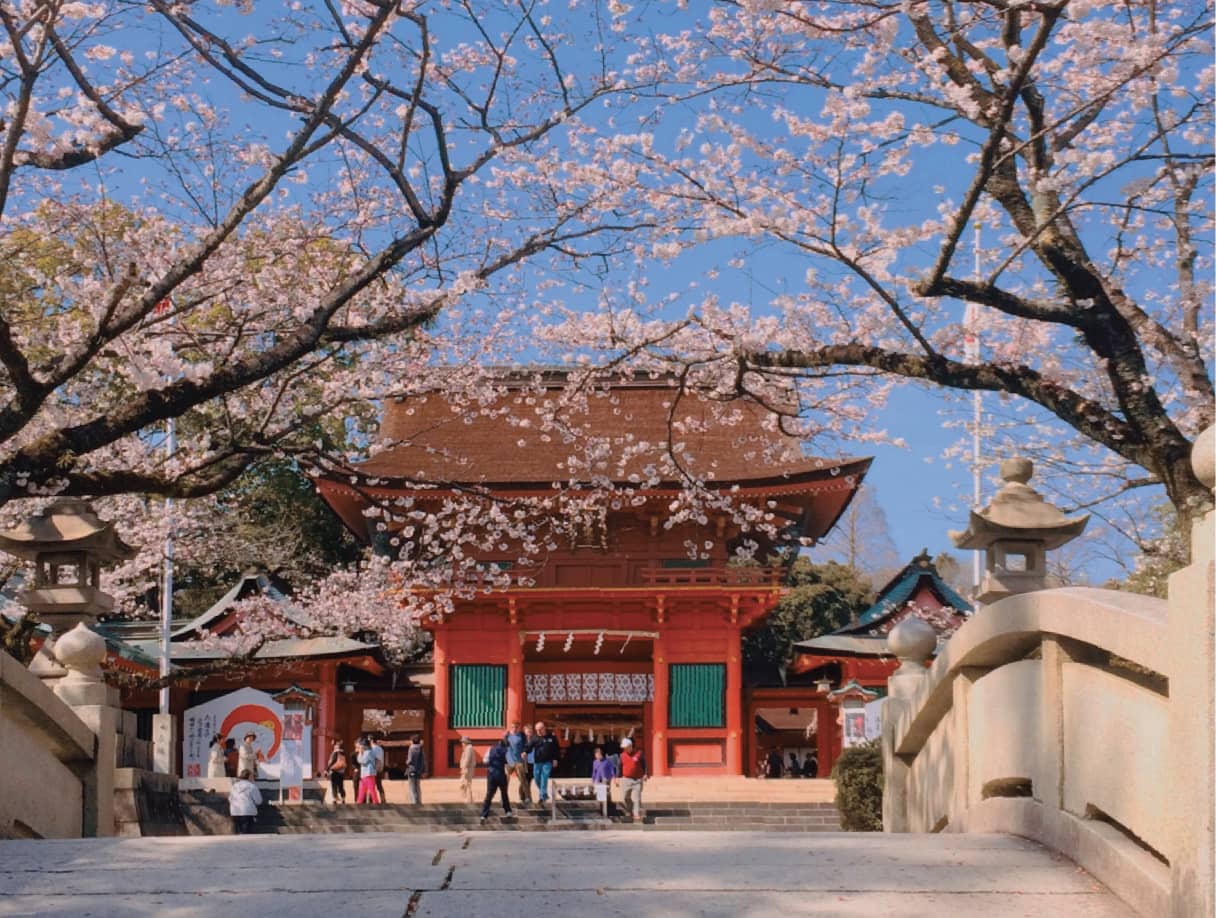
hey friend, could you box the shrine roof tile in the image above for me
[353,383,864,486]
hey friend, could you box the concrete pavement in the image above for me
[0,831,1136,917]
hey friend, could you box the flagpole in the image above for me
[970,221,983,599]
[159,414,175,716]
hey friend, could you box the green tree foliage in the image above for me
[169,457,363,618]
[833,740,884,832]
[743,557,874,671]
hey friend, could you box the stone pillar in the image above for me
[152,713,177,776]
[1035,636,1069,810]
[1168,426,1215,918]
[53,623,120,837]
[881,617,936,833]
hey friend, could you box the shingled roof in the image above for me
[359,378,862,486]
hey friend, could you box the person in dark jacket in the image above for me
[406,735,427,805]
[480,738,513,821]
[529,721,560,804]
[802,752,818,778]
[766,749,783,779]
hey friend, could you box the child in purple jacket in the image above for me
[592,747,615,784]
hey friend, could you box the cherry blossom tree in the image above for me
[0,0,664,656]
[568,0,1213,525]
[0,0,644,509]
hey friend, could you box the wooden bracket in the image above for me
[729,594,740,624]
[507,597,518,624]
[655,595,666,624]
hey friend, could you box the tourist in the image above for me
[224,738,239,777]
[238,732,260,779]
[371,735,387,803]
[521,724,536,804]
[802,752,818,779]
[406,734,427,805]
[529,721,560,804]
[505,721,530,804]
[766,749,783,779]
[592,746,614,809]
[206,733,226,779]
[592,746,615,784]
[355,738,380,804]
[480,737,513,822]
[326,740,348,804]
[617,737,647,822]
[229,769,262,834]
[787,751,801,778]
[458,736,477,804]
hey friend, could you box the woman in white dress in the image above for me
[207,733,227,778]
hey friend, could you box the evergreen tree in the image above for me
[744,557,874,672]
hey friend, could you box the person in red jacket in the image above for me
[616,737,647,822]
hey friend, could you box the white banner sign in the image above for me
[182,686,312,780]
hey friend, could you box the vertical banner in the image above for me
[279,712,306,803]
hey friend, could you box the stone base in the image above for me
[113,768,186,837]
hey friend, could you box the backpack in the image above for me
[331,752,348,773]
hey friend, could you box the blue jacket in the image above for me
[485,743,508,776]
[505,731,526,765]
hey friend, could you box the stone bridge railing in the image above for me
[882,435,1214,918]
[0,625,181,839]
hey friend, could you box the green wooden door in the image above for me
[669,663,726,728]
[450,664,507,728]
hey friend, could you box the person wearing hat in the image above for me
[237,732,260,780]
[458,736,478,804]
[616,737,647,822]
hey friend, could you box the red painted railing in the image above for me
[638,565,785,587]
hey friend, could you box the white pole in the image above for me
[970,221,984,598]
[159,415,175,715]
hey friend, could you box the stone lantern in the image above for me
[950,457,1088,605]
[0,498,136,634]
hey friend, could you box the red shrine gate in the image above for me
[427,571,781,776]
[316,375,871,778]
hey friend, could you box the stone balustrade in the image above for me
[882,429,1215,918]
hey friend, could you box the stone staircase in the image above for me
[180,794,842,834]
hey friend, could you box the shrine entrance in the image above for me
[534,705,645,777]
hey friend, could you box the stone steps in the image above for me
[180,793,842,834]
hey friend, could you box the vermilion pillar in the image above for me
[432,631,450,775]
[651,635,670,776]
[816,699,834,778]
[316,661,337,772]
[725,632,743,775]
[506,629,524,727]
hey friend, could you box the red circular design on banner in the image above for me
[220,703,282,759]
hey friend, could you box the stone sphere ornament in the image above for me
[887,617,937,676]
[53,621,107,682]
[1192,424,1215,492]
